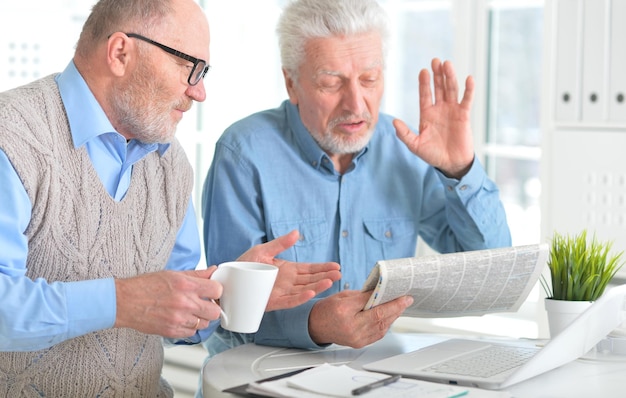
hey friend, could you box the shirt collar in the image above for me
[55,60,170,156]
[285,101,368,173]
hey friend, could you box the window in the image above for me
[484,1,544,247]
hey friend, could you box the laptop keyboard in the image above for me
[424,345,539,378]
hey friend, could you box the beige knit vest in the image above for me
[0,75,194,397]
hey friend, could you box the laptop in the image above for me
[364,283,626,390]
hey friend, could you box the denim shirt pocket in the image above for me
[270,219,329,262]
[363,218,417,261]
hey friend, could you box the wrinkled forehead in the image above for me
[158,0,210,60]
[302,32,384,73]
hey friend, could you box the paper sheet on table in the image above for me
[247,363,470,398]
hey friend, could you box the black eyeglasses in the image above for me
[125,33,209,86]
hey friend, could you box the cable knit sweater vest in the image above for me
[0,75,194,397]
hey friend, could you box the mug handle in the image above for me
[210,266,229,324]
[210,299,229,325]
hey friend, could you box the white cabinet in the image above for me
[542,0,626,279]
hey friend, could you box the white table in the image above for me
[202,332,626,397]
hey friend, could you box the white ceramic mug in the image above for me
[211,261,278,333]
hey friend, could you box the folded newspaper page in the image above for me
[362,244,549,317]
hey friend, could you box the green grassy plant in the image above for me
[541,230,624,301]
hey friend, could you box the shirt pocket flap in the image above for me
[363,218,415,243]
[271,219,328,247]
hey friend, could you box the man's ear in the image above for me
[282,68,299,105]
[106,32,133,78]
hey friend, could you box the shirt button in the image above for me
[341,230,349,238]
[385,230,392,238]
[312,161,318,167]
[459,185,468,191]
[447,185,453,191]
[343,283,351,289]
[298,234,305,242]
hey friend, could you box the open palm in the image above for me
[394,58,475,179]
[236,230,341,311]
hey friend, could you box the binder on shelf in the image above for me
[554,0,582,122]
[609,0,626,123]
[580,0,609,123]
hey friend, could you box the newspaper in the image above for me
[361,244,549,317]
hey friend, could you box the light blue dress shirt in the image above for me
[0,61,211,351]
[201,100,511,353]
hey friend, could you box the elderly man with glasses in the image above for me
[0,0,340,396]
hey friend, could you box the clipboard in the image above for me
[222,367,313,397]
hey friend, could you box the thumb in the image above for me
[261,230,300,258]
[393,118,420,153]
[185,266,217,279]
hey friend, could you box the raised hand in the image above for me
[394,58,475,179]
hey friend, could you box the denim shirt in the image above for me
[201,100,511,351]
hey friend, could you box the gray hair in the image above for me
[75,0,174,58]
[277,0,390,79]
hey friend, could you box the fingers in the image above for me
[114,271,224,339]
[287,273,340,292]
[167,290,224,337]
[356,295,413,343]
[308,291,412,348]
[427,58,468,106]
[441,60,459,102]
[267,290,318,312]
[364,295,413,324]
[266,260,340,311]
[180,311,215,335]
[283,261,341,284]
[191,297,223,331]
[431,57,444,103]
[418,67,433,110]
[309,278,335,295]
[460,75,475,110]
[181,267,223,299]
[288,260,341,275]
[183,316,202,331]
[266,277,318,312]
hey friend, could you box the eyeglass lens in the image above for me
[191,61,209,85]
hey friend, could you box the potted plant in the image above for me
[541,229,624,337]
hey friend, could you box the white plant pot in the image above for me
[544,298,593,338]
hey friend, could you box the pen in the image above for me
[351,374,401,396]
